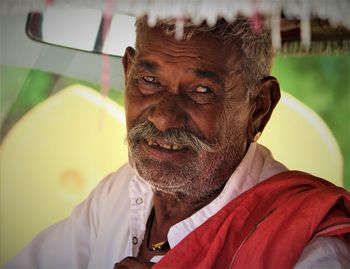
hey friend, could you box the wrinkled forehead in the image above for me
[135,26,244,72]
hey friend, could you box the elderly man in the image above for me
[4,16,350,269]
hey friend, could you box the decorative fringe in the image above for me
[300,1,311,50]
[281,40,350,55]
[271,7,281,51]
[1,0,350,54]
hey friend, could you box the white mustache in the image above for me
[127,121,217,153]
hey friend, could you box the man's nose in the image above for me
[147,95,187,132]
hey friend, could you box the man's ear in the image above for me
[249,76,280,141]
[122,46,136,83]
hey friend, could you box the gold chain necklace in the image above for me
[146,208,170,251]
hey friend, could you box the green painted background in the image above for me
[272,54,350,189]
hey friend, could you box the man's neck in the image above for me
[152,189,221,230]
[138,187,224,261]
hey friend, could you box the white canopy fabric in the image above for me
[1,0,350,53]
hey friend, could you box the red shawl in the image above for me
[153,171,350,269]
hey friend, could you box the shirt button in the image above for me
[132,236,138,245]
[135,197,143,205]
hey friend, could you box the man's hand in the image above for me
[114,257,155,269]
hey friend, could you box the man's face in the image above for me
[123,27,254,201]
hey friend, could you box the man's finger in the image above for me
[114,257,154,269]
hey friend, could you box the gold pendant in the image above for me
[151,240,168,251]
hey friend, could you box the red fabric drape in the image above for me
[154,171,350,269]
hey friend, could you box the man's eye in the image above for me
[142,76,159,84]
[195,85,212,93]
[189,85,216,105]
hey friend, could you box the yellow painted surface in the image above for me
[260,92,343,186]
[0,85,128,263]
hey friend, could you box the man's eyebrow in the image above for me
[136,59,159,72]
[193,69,223,85]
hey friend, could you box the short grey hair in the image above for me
[135,16,273,98]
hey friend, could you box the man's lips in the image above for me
[140,138,193,162]
[145,138,186,151]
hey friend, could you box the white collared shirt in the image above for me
[4,143,349,269]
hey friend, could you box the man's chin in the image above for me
[134,157,184,179]
[133,155,227,202]
[134,156,191,184]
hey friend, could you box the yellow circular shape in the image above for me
[0,85,128,263]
